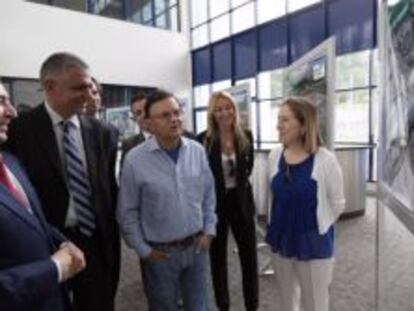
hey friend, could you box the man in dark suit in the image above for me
[5,53,120,311]
[120,92,148,165]
[0,82,86,311]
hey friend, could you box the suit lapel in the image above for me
[32,104,66,182]
[0,155,47,238]
[79,117,99,215]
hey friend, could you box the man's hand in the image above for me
[144,249,169,262]
[52,242,86,282]
[196,233,212,253]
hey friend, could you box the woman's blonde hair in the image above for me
[205,91,250,152]
[281,97,323,153]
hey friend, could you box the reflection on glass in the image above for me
[259,100,281,142]
[211,14,230,42]
[232,2,255,34]
[288,0,320,12]
[191,0,208,26]
[257,0,285,24]
[194,85,211,108]
[154,0,170,14]
[141,0,153,22]
[258,69,284,100]
[236,78,256,97]
[210,0,230,18]
[155,13,168,29]
[192,25,209,48]
[336,50,370,89]
[196,110,208,134]
[91,0,124,19]
[335,90,369,143]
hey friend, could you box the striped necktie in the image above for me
[61,121,96,237]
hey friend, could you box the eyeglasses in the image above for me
[150,109,182,122]
[227,159,236,177]
[284,164,292,184]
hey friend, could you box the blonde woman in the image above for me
[266,97,345,311]
[198,92,259,311]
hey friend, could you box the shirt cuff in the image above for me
[203,224,216,237]
[51,257,63,283]
[137,243,152,259]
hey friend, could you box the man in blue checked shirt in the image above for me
[117,89,217,310]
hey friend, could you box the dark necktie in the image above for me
[0,154,28,209]
[61,121,96,237]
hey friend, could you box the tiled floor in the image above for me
[115,195,414,310]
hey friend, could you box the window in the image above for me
[258,69,284,100]
[191,0,208,27]
[90,0,125,19]
[336,50,370,90]
[212,80,231,92]
[51,0,88,14]
[190,0,377,154]
[195,110,208,134]
[192,25,209,49]
[231,0,250,9]
[210,0,229,18]
[193,85,210,108]
[257,0,285,24]
[232,2,255,34]
[210,14,230,42]
[288,0,321,13]
[235,78,256,98]
[259,100,281,144]
[335,90,370,143]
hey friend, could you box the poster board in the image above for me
[283,37,336,150]
[223,83,252,130]
[378,0,414,232]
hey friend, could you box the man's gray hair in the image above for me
[40,52,89,82]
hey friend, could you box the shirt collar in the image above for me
[147,135,188,152]
[44,101,80,129]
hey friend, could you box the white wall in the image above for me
[0,0,192,95]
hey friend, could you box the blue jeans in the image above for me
[142,243,209,311]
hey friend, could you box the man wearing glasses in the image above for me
[120,92,149,165]
[117,89,217,310]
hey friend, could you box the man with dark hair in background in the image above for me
[5,52,120,311]
[120,92,149,165]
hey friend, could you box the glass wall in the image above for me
[190,0,377,179]
[27,0,180,32]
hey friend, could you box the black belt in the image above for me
[148,231,202,249]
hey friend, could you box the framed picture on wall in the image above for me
[105,106,137,139]
[283,37,336,149]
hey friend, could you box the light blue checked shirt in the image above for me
[117,136,217,258]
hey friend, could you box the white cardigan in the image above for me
[268,146,346,235]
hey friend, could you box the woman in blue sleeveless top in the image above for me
[265,97,345,311]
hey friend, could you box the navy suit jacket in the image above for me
[0,152,68,311]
